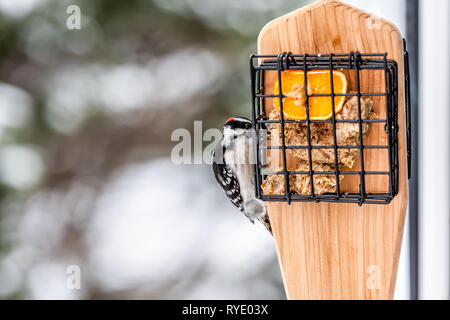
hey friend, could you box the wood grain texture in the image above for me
[257,0,408,300]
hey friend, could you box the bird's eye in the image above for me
[246,123,252,129]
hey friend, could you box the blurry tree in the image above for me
[0,0,308,299]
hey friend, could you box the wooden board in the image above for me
[258,0,408,300]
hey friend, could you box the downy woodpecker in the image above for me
[212,117,271,233]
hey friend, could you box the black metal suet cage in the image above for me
[250,41,411,206]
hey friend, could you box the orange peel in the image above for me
[273,70,348,120]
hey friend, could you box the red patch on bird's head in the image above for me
[226,117,236,124]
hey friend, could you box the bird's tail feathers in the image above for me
[243,198,267,222]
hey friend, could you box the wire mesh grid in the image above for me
[250,50,409,206]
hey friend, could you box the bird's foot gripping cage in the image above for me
[250,46,411,206]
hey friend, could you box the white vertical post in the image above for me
[419,0,450,300]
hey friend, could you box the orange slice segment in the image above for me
[273,70,348,120]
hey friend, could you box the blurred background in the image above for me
[0,0,448,300]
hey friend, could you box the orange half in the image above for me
[273,70,348,120]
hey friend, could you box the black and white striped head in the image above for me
[224,117,253,131]
[224,117,252,130]
[223,117,253,144]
